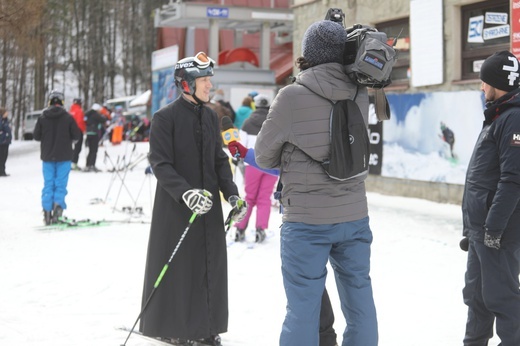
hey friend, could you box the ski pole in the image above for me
[121,212,199,346]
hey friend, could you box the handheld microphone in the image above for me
[221,116,241,159]
[221,116,240,145]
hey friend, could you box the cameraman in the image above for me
[255,19,378,346]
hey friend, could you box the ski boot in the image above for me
[198,334,221,346]
[52,203,63,224]
[84,166,101,172]
[235,228,245,242]
[256,228,266,243]
[43,210,52,226]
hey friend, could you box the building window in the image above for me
[461,0,509,80]
[376,18,410,85]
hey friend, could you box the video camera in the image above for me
[324,8,397,89]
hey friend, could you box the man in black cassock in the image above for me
[139,52,247,346]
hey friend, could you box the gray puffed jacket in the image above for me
[255,62,369,224]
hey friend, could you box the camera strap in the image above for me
[374,88,391,121]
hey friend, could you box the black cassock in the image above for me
[139,96,238,340]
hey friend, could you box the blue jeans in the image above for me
[42,161,71,211]
[280,218,378,346]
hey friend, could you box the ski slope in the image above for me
[0,140,501,345]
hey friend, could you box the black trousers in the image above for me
[0,144,8,174]
[463,239,520,346]
[72,135,83,164]
[320,288,337,346]
[85,134,99,167]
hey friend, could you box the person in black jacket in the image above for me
[33,90,82,225]
[0,107,12,177]
[83,103,106,172]
[139,52,247,346]
[462,50,520,346]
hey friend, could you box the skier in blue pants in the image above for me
[34,90,82,225]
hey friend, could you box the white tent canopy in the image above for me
[129,90,151,107]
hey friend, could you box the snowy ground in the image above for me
[0,140,501,346]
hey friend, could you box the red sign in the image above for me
[511,0,520,59]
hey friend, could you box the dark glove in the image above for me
[228,141,248,159]
[459,237,469,252]
[483,232,501,250]
[228,195,247,222]
[182,189,213,215]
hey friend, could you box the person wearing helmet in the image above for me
[33,90,82,225]
[69,98,85,170]
[140,52,247,346]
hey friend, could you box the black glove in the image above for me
[228,195,247,222]
[459,237,469,252]
[483,232,501,250]
[182,189,213,215]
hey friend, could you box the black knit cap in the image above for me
[302,20,347,67]
[480,51,520,92]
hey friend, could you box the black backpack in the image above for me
[298,84,370,181]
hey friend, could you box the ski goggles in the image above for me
[194,51,215,69]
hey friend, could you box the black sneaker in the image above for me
[160,338,194,345]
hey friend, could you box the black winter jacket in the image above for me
[462,89,520,245]
[241,107,268,136]
[0,117,12,145]
[33,106,82,162]
[84,109,106,135]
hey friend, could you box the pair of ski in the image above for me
[116,326,221,346]
[35,216,149,231]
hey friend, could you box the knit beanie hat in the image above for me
[302,20,347,67]
[480,51,520,92]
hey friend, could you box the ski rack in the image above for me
[102,143,154,214]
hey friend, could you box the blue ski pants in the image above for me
[41,161,71,211]
[279,217,378,346]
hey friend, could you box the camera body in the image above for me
[324,8,397,89]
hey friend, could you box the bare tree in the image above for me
[1,0,166,138]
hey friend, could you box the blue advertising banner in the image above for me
[382,91,485,184]
[151,67,176,115]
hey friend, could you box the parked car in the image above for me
[23,109,43,140]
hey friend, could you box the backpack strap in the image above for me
[294,82,334,164]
